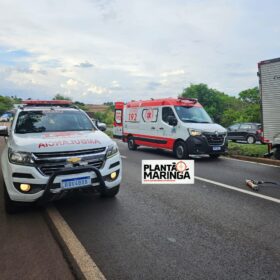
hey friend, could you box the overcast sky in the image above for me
[0,0,279,103]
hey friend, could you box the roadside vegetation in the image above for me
[227,141,268,157]
[180,84,260,127]
[0,96,21,114]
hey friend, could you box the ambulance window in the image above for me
[115,110,122,124]
[162,107,176,123]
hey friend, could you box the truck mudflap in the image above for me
[37,166,108,204]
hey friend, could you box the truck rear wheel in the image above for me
[174,141,188,159]
[128,137,138,150]
[3,180,19,214]
[273,147,280,160]
[100,185,120,198]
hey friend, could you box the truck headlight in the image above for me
[8,148,34,165]
[188,129,202,136]
[106,143,119,158]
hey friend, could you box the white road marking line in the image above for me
[221,156,280,168]
[46,206,106,280]
[195,176,280,204]
[121,155,127,159]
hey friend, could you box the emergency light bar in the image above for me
[178,97,198,103]
[22,100,73,106]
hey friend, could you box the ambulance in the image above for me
[113,98,227,159]
[0,100,122,213]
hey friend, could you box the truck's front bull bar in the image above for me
[38,166,107,204]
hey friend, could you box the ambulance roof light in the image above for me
[178,97,198,103]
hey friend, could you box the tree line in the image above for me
[180,84,260,127]
[0,84,261,127]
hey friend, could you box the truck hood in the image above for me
[10,130,113,153]
[181,122,227,133]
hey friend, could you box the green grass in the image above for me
[228,141,268,157]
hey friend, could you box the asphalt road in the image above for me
[56,140,280,280]
[0,139,74,280]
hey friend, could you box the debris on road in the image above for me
[246,179,280,192]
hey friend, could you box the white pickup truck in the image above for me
[0,100,122,213]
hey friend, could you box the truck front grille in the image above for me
[33,148,106,176]
[39,160,104,176]
[33,147,106,159]
[203,133,225,146]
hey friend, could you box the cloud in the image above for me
[160,69,185,78]
[87,84,108,95]
[146,81,161,90]
[74,61,94,68]
[0,0,279,102]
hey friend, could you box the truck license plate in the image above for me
[213,146,221,151]
[61,176,91,189]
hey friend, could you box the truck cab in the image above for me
[113,98,227,159]
[0,100,122,213]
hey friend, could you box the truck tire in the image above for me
[100,185,120,198]
[274,147,280,160]
[246,135,256,144]
[3,180,19,214]
[128,137,138,150]
[174,141,188,159]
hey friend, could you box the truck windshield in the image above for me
[15,110,95,134]
[174,106,213,123]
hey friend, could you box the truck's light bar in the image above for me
[22,100,73,106]
[178,97,198,103]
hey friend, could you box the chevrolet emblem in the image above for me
[67,157,81,164]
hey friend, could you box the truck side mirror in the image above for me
[0,126,9,137]
[98,123,107,132]
[167,116,178,126]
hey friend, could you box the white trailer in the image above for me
[258,58,280,159]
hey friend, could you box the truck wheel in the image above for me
[174,141,188,159]
[128,137,138,150]
[246,135,256,144]
[274,147,280,160]
[3,180,19,214]
[100,185,120,198]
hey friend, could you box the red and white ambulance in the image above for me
[113,98,228,159]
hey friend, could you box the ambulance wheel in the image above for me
[100,185,120,198]
[174,141,188,159]
[3,180,19,214]
[209,154,221,159]
[128,137,138,150]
